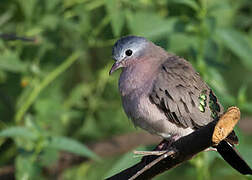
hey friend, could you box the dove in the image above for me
[109,35,252,175]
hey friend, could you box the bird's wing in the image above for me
[150,56,223,129]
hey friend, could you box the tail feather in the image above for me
[217,141,252,175]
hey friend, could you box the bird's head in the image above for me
[109,36,149,75]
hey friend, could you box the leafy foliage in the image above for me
[0,0,252,179]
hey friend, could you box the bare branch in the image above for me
[129,149,178,180]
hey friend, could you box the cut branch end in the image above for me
[212,106,240,144]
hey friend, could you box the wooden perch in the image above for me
[212,107,240,144]
[106,107,241,180]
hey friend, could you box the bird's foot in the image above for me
[155,135,180,151]
[204,147,217,152]
[140,137,178,164]
[155,139,173,151]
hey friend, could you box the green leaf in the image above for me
[0,70,7,83]
[40,147,59,166]
[237,144,252,168]
[40,14,60,30]
[61,161,92,179]
[240,102,252,113]
[169,0,199,11]
[207,68,235,105]
[0,126,37,140]
[45,0,62,11]
[237,85,247,105]
[127,11,177,39]
[104,146,149,179]
[15,154,41,180]
[17,0,37,19]
[105,0,124,37]
[0,9,13,28]
[168,33,197,53]
[0,51,27,73]
[48,136,99,160]
[215,28,252,69]
[15,52,80,122]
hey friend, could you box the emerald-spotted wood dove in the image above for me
[109,36,252,175]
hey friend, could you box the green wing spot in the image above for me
[200,99,206,106]
[199,104,205,112]
[209,90,220,119]
[199,94,207,100]
[198,90,207,113]
[211,111,217,119]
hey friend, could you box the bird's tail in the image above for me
[217,140,252,175]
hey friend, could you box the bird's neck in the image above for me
[119,58,160,96]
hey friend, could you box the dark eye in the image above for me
[125,49,133,56]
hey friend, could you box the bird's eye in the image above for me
[125,49,133,56]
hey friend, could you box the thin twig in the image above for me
[133,150,167,156]
[0,33,36,42]
[129,149,178,180]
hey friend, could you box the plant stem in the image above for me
[15,52,81,123]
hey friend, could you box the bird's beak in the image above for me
[109,61,122,75]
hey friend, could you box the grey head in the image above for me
[109,36,149,75]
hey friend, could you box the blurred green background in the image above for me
[0,0,252,179]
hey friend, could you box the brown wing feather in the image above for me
[150,56,223,129]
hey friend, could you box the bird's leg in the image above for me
[156,134,181,150]
[134,139,173,157]
[138,135,179,163]
[139,136,179,164]
[204,147,217,152]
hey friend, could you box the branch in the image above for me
[106,107,240,180]
[0,33,36,42]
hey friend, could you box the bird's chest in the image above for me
[121,90,195,138]
[121,92,169,135]
[122,92,150,122]
[119,67,158,126]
